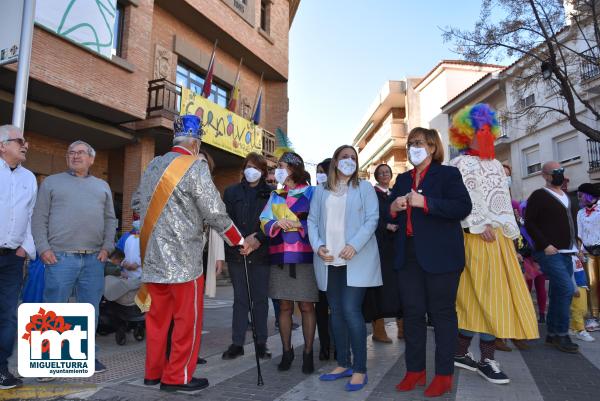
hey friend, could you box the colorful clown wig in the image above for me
[449,103,501,159]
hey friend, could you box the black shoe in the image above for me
[302,350,314,374]
[222,344,244,360]
[545,334,555,345]
[319,346,330,361]
[160,377,209,392]
[116,326,126,345]
[292,322,300,330]
[144,378,161,386]
[477,359,510,384]
[95,359,107,373]
[553,335,579,353]
[134,325,145,341]
[257,343,272,359]
[278,347,295,371]
[538,313,546,324]
[197,357,207,364]
[0,369,22,390]
[454,352,478,372]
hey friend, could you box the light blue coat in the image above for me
[308,180,382,291]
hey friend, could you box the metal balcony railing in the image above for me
[582,47,600,81]
[587,139,600,172]
[147,79,181,118]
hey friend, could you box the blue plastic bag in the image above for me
[22,256,45,303]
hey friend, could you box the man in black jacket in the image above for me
[221,153,274,360]
[525,161,579,353]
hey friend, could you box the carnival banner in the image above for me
[180,88,263,157]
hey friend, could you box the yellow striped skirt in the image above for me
[456,228,539,339]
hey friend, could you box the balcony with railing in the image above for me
[262,129,276,161]
[147,79,181,119]
[357,115,407,169]
[587,139,600,173]
[582,47,600,82]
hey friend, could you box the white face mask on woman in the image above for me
[275,168,289,184]
[244,167,262,183]
[316,173,328,185]
[408,146,428,166]
[337,158,356,176]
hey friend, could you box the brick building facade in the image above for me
[0,0,299,232]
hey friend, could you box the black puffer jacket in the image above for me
[223,179,273,265]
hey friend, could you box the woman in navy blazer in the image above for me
[390,128,471,397]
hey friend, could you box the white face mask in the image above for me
[408,146,428,166]
[275,168,289,184]
[337,158,356,176]
[316,173,328,185]
[506,176,512,188]
[132,220,141,231]
[244,167,262,183]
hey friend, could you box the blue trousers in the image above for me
[43,252,105,327]
[534,252,575,336]
[326,266,367,373]
[0,252,25,370]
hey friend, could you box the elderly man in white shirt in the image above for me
[0,125,36,390]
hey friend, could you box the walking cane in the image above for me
[243,254,264,386]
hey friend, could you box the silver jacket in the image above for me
[132,152,236,284]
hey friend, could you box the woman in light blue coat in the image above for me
[308,145,382,392]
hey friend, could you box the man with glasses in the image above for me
[32,140,117,373]
[0,125,36,390]
[525,161,579,353]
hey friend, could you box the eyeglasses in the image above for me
[4,138,27,146]
[407,139,426,148]
[376,171,392,177]
[552,167,565,174]
[67,150,89,157]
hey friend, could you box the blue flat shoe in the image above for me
[319,368,353,381]
[345,374,368,391]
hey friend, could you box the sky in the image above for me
[287,0,492,166]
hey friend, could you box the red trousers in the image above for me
[145,275,204,384]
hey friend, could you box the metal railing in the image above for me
[587,139,600,172]
[582,47,600,81]
[147,79,181,118]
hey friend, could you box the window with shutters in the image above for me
[523,146,541,175]
[554,135,581,164]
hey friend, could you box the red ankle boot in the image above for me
[424,374,452,397]
[395,370,426,391]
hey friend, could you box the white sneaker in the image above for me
[575,330,595,342]
[585,318,600,332]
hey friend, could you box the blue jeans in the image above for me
[44,252,105,326]
[326,266,367,373]
[534,252,574,336]
[0,252,25,370]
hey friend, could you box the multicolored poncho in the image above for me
[260,184,314,265]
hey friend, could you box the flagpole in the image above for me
[250,72,264,120]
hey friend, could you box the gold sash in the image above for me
[134,155,197,312]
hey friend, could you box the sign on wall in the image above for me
[0,1,24,66]
[34,0,117,59]
[180,88,263,158]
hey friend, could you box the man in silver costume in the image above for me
[132,114,251,393]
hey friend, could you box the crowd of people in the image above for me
[1,101,599,397]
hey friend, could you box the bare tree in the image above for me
[443,0,600,141]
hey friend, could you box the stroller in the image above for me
[97,297,145,345]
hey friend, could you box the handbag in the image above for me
[22,256,45,303]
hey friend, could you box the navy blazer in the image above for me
[390,162,472,274]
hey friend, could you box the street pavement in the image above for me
[3,285,600,401]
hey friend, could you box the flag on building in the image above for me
[202,41,217,98]
[228,59,243,112]
[252,90,262,125]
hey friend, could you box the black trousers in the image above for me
[229,262,270,345]
[397,238,461,375]
[315,290,331,349]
